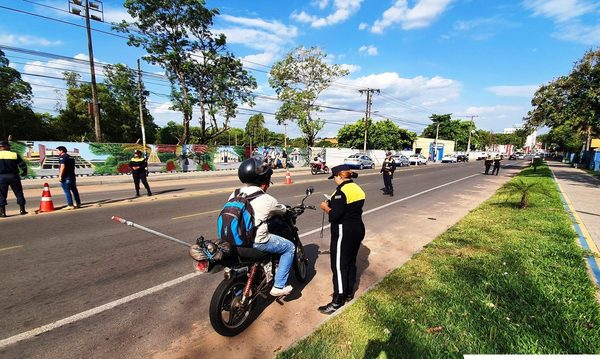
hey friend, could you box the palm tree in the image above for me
[496,179,548,209]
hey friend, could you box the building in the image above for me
[412,137,456,161]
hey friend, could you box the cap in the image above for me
[386,151,393,156]
[134,150,143,155]
[328,164,350,179]
[0,141,9,148]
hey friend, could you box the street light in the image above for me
[68,0,104,142]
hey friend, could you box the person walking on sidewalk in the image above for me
[57,146,81,210]
[491,154,502,175]
[318,165,366,315]
[129,150,152,197]
[0,141,28,217]
[380,151,396,196]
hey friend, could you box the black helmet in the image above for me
[238,158,273,185]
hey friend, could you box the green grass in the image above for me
[279,165,600,358]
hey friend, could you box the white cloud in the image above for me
[340,63,361,73]
[358,45,378,56]
[291,0,363,28]
[523,0,598,23]
[487,85,539,97]
[358,22,368,30]
[0,33,62,47]
[215,15,298,67]
[312,0,330,10]
[371,0,454,34]
[553,22,600,45]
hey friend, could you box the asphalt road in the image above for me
[0,160,517,358]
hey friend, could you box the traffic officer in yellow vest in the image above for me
[380,151,397,196]
[0,141,28,217]
[129,150,152,197]
[491,154,502,175]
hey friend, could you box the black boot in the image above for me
[135,191,140,197]
[147,191,152,196]
[0,206,5,218]
[318,294,345,315]
[389,191,394,197]
[19,205,27,215]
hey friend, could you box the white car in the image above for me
[441,154,457,163]
[408,154,428,165]
[343,154,375,169]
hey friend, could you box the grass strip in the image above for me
[279,164,600,358]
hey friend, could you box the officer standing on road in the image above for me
[380,151,396,196]
[484,154,493,175]
[491,154,502,175]
[319,164,366,314]
[0,141,28,217]
[129,150,152,197]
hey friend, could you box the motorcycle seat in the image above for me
[235,246,270,260]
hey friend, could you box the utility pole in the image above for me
[465,115,478,153]
[359,88,380,152]
[136,59,147,154]
[433,123,440,162]
[69,0,104,142]
[283,121,288,149]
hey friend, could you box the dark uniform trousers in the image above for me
[132,170,151,194]
[330,221,365,296]
[383,172,393,193]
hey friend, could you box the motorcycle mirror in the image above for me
[306,186,314,196]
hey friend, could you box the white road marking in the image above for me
[0,245,23,253]
[0,172,480,348]
[172,209,220,220]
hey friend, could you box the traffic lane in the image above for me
[0,161,490,341]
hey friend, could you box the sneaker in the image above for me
[270,285,293,296]
[65,206,75,210]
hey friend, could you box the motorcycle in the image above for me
[310,161,329,175]
[207,186,315,336]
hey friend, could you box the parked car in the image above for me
[408,154,428,165]
[441,154,457,163]
[343,154,375,169]
[508,154,517,160]
[391,154,410,167]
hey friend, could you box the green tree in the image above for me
[338,119,416,150]
[103,63,157,143]
[269,47,349,146]
[421,114,475,151]
[156,121,183,144]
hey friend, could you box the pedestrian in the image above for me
[491,154,502,175]
[57,146,81,210]
[129,150,152,197]
[318,164,366,314]
[281,149,288,169]
[484,154,493,175]
[0,141,28,217]
[380,151,396,196]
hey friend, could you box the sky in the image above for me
[1,0,599,140]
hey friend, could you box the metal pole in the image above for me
[434,123,440,162]
[137,59,146,153]
[111,216,191,247]
[84,0,101,142]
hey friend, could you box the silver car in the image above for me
[343,154,375,169]
[391,154,410,167]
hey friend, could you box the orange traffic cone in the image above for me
[284,169,293,185]
[39,183,55,213]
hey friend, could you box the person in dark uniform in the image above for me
[484,154,493,175]
[491,154,502,175]
[57,146,81,210]
[380,151,396,196]
[0,141,28,217]
[318,164,366,314]
[129,150,152,197]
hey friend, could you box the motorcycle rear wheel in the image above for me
[209,276,257,336]
[310,166,317,175]
[293,241,308,283]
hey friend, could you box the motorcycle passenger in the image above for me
[311,155,325,170]
[319,164,366,314]
[233,158,296,296]
[380,151,396,196]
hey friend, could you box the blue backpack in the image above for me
[217,189,264,247]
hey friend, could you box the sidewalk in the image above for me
[549,161,600,287]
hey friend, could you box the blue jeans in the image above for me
[253,234,295,289]
[60,177,81,207]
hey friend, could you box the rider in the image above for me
[233,158,296,296]
[311,154,326,169]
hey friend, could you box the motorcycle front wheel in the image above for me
[293,240,308,283]
[209,276,257,336]
[324,166,330,174]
